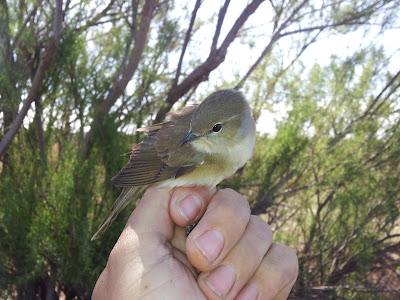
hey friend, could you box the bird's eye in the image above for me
[212,123,223,132]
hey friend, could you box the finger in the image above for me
[236,243,299,300]
[197,216,273,299]
[186,188,251,271]
[170,186,216,227]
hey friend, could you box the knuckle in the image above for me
[249,215,273,243]
[217,188,251,217]
[245,216,272,258]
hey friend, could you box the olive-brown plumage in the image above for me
[92,89,256,240]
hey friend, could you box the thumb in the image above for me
[121,186,215,243]
[95,187,174,299]
[123,186,174,241]
[94,186,214,299]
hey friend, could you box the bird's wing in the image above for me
[91,186,145,240]
[111,105,203,187]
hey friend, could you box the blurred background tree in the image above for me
[0,0,399,299]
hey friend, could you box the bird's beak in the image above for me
[181,130,199,145]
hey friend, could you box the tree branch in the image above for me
[0,0,63,159]
[155,0,264,122]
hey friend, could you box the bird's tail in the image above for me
[91,186,146,241]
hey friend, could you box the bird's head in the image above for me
[181,89,255,154]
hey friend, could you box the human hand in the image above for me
[92,187,298,299]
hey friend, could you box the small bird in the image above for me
[92,89,256,240]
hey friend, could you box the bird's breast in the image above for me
[157,131,255,189]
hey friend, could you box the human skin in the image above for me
[92,187,298,300]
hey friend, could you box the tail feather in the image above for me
[91,186,146,240]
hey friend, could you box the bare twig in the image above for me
[173,0,203,87]
[210,0,231,53]
[236,28,321,89]
[235,0,309,89]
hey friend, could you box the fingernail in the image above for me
[206,265,236,297]
[179,195,202,221]
[237,283,259,300]
[195,229,224,262]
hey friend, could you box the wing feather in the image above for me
[111,105,203,187]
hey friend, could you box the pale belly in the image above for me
[157,156,238,188]
[157,132,255,189]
